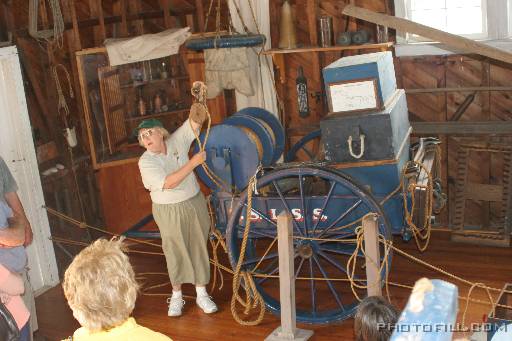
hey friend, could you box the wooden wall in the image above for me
[399,55,512,227]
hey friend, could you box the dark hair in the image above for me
[354,296,399,341]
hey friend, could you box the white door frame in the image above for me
[0,46,59,293]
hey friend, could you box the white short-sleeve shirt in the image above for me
[138,120,200,204]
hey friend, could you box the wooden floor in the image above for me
[36,231,512,341]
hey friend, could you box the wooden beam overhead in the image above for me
[342,4,512,65]
[411,121,512,135]
[406,86,512,94]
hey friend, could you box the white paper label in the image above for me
[329,80,378,112]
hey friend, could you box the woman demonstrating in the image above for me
[137,86,216,317]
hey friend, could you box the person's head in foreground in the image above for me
[63,238,139,331]
[354,296,399,341]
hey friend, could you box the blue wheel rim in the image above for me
[235,107,285,164]
[225,165,392,324]
[185,34,266,50]
[285,129,322,162]
[224,115,275,166]
[193,125,260,191]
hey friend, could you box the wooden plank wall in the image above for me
[270,0,512,228]
[400,55,512,227]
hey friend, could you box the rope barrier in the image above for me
[47,207,512,328]
[44,136,500,328]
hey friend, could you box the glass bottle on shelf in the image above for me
[137,87,146,116]
[160,61,168,79]
[142,61,153,81]
[154,91,162,113]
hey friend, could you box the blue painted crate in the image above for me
[391,279,458,341]
[321,89,410,164]
[323,51,397,114]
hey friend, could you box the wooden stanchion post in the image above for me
[265,212,313,341]
[363,213,382,297]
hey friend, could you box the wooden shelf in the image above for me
[125,108,189,122]
[266,42,393,84]
[263,42,393,55]
[120,75,189,89]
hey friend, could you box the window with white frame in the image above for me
[394,0,512,43]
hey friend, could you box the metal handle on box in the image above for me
[347,134,366,159]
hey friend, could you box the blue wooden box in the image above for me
[330,129,410,234]
[391,279,458,341]
[320,89,410,164]
[323,51,397,114]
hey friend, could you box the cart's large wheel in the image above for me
[285,130,322,162]
[225,165,392,324]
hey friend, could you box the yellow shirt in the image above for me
[64,318,172,341]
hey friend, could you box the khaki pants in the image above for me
[153,193,211,286]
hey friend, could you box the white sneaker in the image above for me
[196,295,218,314]
[167,297,185,317]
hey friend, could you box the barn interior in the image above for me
[0,1,512,340]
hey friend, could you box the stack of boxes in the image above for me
[321,51,411,234]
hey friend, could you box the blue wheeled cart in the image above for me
[194,99,441,325]
[193,52,446,324]
[193,52,445,324]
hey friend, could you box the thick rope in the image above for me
[345,221,392,302]
[207,195,227,291]
[189,82,236,194]
[401,158,436,252]
[229,175,266,325]
[460,283,495,333]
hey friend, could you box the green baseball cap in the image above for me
[132,118,164,137]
